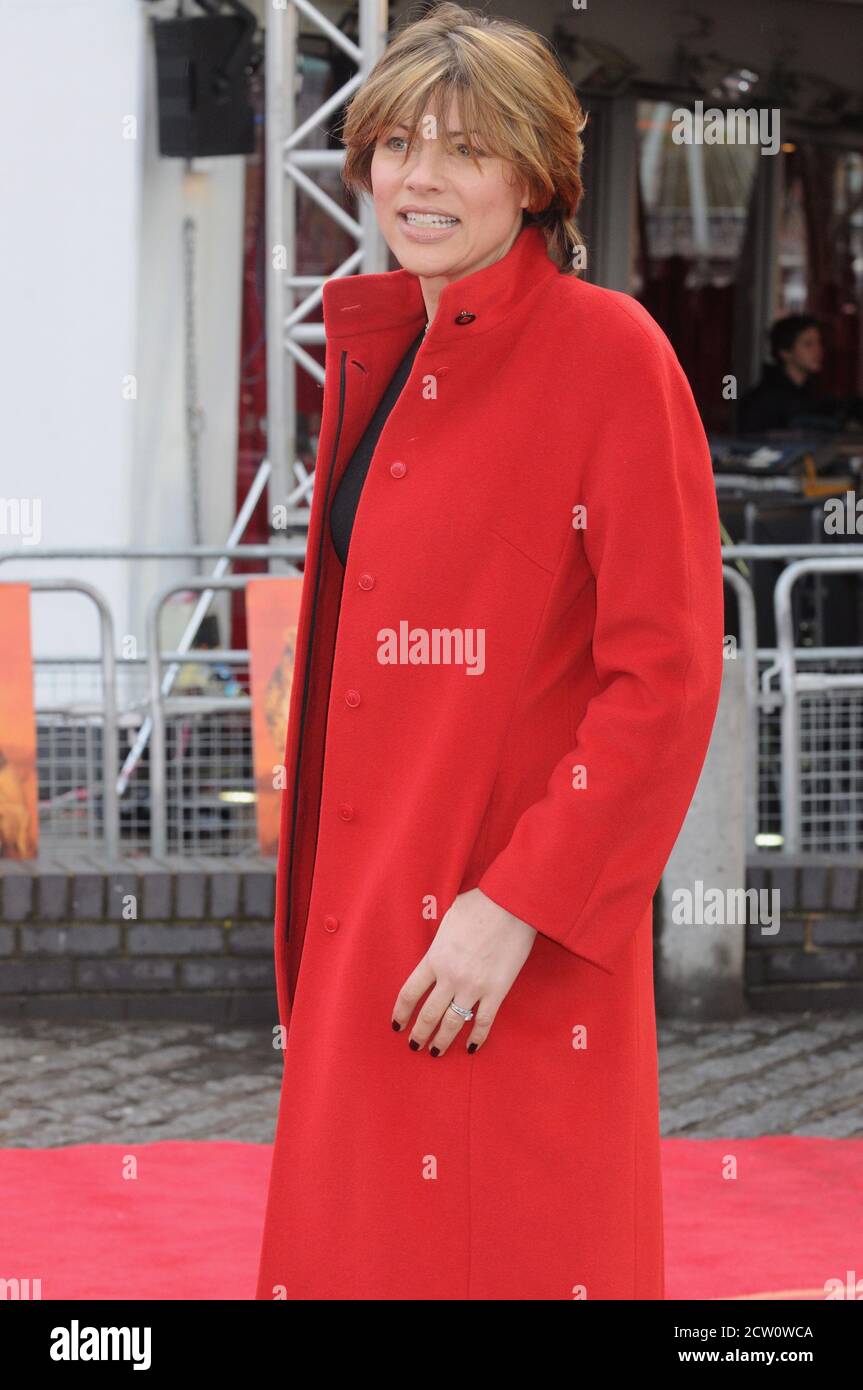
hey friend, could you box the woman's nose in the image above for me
[404,137,447,186]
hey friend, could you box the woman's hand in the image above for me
[392,887,538,1056]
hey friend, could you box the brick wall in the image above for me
[0,855,277,1023]
[2,853,862,1019]
[746,856,863,1010]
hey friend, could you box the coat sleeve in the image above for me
[477,308,725,975]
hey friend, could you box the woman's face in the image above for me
[370,92,529,287]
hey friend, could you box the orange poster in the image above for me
[246,577,303,856]
[0,583,39,858]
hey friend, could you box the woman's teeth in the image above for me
[402,212,459,227]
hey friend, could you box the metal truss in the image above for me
[265,0,389,552]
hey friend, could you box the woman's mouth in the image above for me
[397,210,461,242]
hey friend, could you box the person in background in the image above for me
[739,314,863,434]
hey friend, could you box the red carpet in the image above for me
[1,1137,860,1299]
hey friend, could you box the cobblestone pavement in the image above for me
[1,1011,861,1147]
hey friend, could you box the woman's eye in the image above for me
[381,134,486,157]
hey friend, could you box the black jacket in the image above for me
[738,362,851,434]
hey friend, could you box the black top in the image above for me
[329,327,426,565]
[737,361,855,434]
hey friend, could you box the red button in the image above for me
[338,802,354,821]
[389,460,407,478]
[357,572,375,590]
[345,688,361,707]
[323,914,339,933]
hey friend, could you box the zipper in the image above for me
[283,348,349,955]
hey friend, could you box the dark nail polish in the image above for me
[391,1020,401,1031]
[430,1046,440,1057]
[467,1042,478,1053]
[409,1039,420,1051]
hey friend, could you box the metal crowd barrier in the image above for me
[20,579,119,858]
[722,565,758,846]
[4,543,863,859]
[0,545,301,860]
[774,558,863,854]
[145,575,297,857]
[0,545,303,567]
[723,543,863,854]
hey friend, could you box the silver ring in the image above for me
[448,1000,474,1021]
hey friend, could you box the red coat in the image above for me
[255,223,724,1300]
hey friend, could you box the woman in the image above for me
[256,2,724,1301]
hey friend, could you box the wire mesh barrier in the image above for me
[774,558,863,854]
[164,692,256,856]
[34,658,145,853]
[32,657,259,857]
[37,710,105,850]
[4,544,863,860]
[799,683,863,853]
[757,648,863,854]
[757,661,783,849]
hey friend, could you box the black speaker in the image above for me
[153,14,258,158]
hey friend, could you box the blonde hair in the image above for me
[339,2,589,275]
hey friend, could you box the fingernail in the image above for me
[430,1046,440,1057]
[467,1042,478,1053]
[409,1039,420,1051]
[391,1020,401,1031]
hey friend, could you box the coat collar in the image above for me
[322,222,562,349]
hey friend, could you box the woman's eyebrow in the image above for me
[390,123,472,137]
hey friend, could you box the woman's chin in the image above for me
[391,243,465,279]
